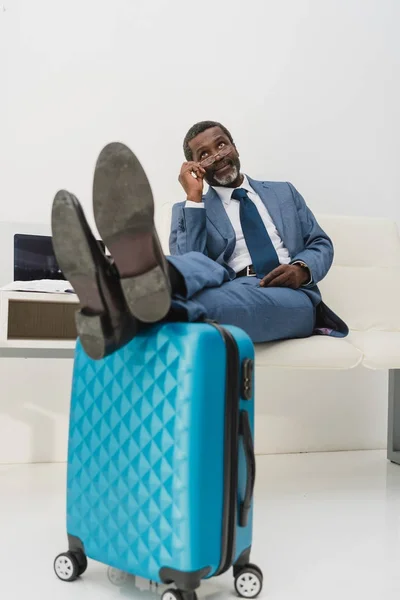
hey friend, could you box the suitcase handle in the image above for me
[239,409,256,527]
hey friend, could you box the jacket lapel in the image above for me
[204,187,236,259]
[247,177,285,242]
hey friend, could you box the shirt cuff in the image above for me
[291,261,313,286]
[185,201,205,208]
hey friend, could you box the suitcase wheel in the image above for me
[54,550,87,582]
[107,567,130,586]
[162,589,197,600]
[234,565,263,598]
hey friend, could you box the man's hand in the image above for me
[178,162,206,203]
[259,264,310,289]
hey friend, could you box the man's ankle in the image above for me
[167,263,187,296]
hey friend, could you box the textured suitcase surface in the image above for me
[66,322,254,584]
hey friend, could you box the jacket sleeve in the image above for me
[288,183,334,286]
[169,201,208,256]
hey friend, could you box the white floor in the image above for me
[2,450,400,600]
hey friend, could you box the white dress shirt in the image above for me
[185,175,291,274]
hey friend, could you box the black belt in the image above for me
[236,265,257,278]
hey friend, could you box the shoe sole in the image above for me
[51,191,109,360]
[93,142,171,323]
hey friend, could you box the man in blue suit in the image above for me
[168,120,347,343]
[51,127,347,360]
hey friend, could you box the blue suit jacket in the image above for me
[169,177,348,336]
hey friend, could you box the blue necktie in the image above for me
[232,188,280,278]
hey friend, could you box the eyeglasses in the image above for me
[200,145,233,168]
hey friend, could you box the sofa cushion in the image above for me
[255,336,362,370]
[349,330,400,370]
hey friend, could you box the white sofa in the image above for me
[158,205,400,464]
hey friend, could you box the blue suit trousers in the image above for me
[167,252,315,343]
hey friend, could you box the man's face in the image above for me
[188,126,241,187]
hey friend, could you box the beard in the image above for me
[213,164,239,186]
[205,155,241,187]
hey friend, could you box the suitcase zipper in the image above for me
[208,322,240,576]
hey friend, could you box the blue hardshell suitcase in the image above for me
[55,322,262,599]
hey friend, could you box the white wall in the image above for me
[0,356,73,464]
[1,0,399,458]
[1,0,399,226]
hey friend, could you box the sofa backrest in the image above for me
[318,216,400,332]
[156,204,400,332]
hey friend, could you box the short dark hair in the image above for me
[183,120,234,161]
